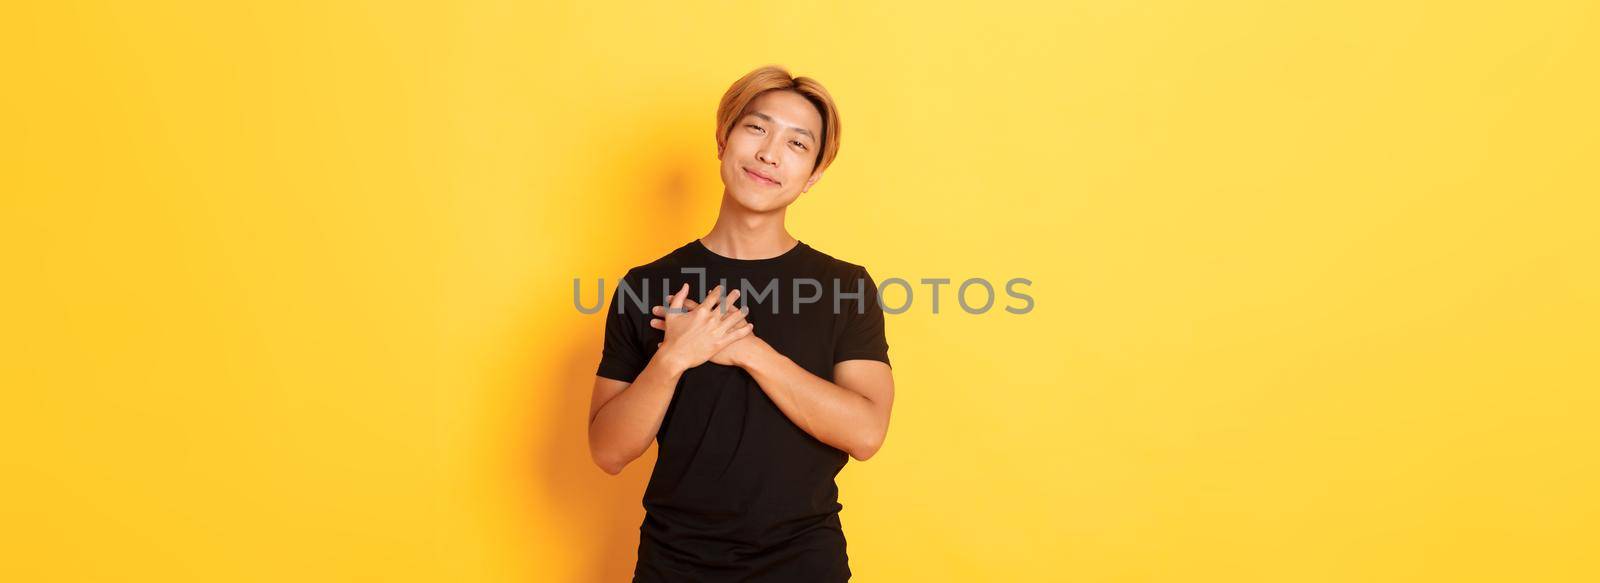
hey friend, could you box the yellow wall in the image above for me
[5,1,1597,581]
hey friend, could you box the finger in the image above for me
[715,303,748,332]
[656,297,701,316]
[658,292,701,317]
[720,289,740,314]
[649,318,664,330]
[669,283,688,311]
[717,320,752,339]
[699,284,725,313]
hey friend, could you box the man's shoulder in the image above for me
[799,242,872,278]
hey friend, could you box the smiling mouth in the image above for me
[744,168,779,186]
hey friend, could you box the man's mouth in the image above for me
[744,167,779,186]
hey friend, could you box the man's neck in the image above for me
[701,195,798,260]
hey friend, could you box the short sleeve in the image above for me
[596,272,649,383]
[833,265,891,366]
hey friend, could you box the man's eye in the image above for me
[746,124,764,132]
[791,141,807,150]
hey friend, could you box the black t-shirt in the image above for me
[596,238,891,582]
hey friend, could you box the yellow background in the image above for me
[5,1,1597,581]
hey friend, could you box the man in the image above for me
[586,65,895,582]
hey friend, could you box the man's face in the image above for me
[718,90,824,213]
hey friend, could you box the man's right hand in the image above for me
[656,283,753,372]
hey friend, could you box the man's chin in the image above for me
[729,191,793,213]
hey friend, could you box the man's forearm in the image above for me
[737,343,884,460]
[588,351,686,474]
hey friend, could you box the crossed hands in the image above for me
[652,283,761,370]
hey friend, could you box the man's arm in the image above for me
[587,353,688,475]
[589,284,751,475]
[735,339,895,461]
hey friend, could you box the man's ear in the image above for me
[802,170,823,193]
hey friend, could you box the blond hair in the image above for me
[715,65,841,174]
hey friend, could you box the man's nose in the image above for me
[756,139,777,165]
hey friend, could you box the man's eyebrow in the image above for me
[747,111,816,141]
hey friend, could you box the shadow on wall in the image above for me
[526,118,703,582]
